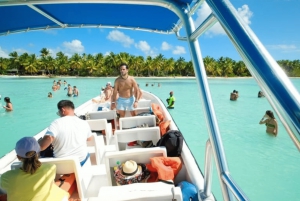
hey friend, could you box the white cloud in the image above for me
[136,41,150,52]
[173,46,186,55]
[28,43,34,47]
[12,48,29,55]
[161,42,172,51]
[0,47,9,58]
[62,39,84,54]
[195,2,253,36]
[104,51,111,56]
[135,41,157,57]
[107,30,134,47]
[48,48,62,58]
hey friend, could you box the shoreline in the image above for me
[1,75,299,79]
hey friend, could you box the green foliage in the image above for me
[1,49,299,77]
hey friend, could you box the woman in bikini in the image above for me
[3,97,13,111]
[259,110,278,136]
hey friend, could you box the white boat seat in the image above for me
[87,133,116,165]
[104,147,167,186]
[11,157,108,200]
[119,115,156,130]
[114,127,160,151]
[97,182,183,201]
[86,119,113,145]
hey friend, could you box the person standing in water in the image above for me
[259,110,278,136]
[67,84,73,97]
[73,86,79,97]
[166,91,175,109]
[3,97,13,111]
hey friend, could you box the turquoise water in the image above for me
[1,77,299,200]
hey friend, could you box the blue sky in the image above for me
[0,0,299,62]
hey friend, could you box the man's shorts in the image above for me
[117,96,135,111]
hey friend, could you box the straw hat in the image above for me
[114,160,150,185]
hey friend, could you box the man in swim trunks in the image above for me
[73,86,79,97]
[67,84,73,97]
[111,63,139,118]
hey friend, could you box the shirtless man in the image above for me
[67,84,73,97]
[104,82,113,102]
[111,63,139,117]
[73,86,79,97]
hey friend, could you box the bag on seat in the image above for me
[156,130,183,157]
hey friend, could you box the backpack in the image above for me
[156,130,183,157]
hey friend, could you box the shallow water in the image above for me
[0,77,299,200]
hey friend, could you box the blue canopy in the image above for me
[0,0,195,36]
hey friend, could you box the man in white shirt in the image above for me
[39,100,92,166]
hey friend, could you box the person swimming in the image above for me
[3,97,13,111]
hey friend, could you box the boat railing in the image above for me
[200,140,248,201]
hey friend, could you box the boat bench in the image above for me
[87,133,116,165]
[114,127,161,151]
[11,157,108,199]
[94,182,183,201]
[104,147,167,186]
[119,115,156,130]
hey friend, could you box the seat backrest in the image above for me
[137,99,151,108]
[86,119,113,145]
[98,182,182,201]
[86,133,101,165]
[86,119,108,132]
[119,115,156,130]
[88,110,116,122]
[114,127,160,151]
[41,157,86,199]
[104,147,167,186]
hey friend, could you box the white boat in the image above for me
[1,0,300,201]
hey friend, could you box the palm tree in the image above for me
[94,53,105,75]
[152,54,165,76]
[203,56,216,76]
[175,57,185,76]
[130,56,144,76]
[69,53,83,76]
[163,58,175,76]
[9,51,20,72]
[144,56,155,77]
[218,57,233,77]
[0,57,9,74]
[56,52,69,75]
[23,54,38,75]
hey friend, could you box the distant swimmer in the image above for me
[166,91,175,109]
[158,83,161,87]
[146,83,148,87]
[73,86,79,97]
[230,90,239,101]
[3,97,13,111]
[258,91,265,98]
[259,110,278,136]
[63,80,67,86]
[48,92,53,98]
[67,84,73,97]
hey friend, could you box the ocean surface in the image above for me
[0,76,299,200]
